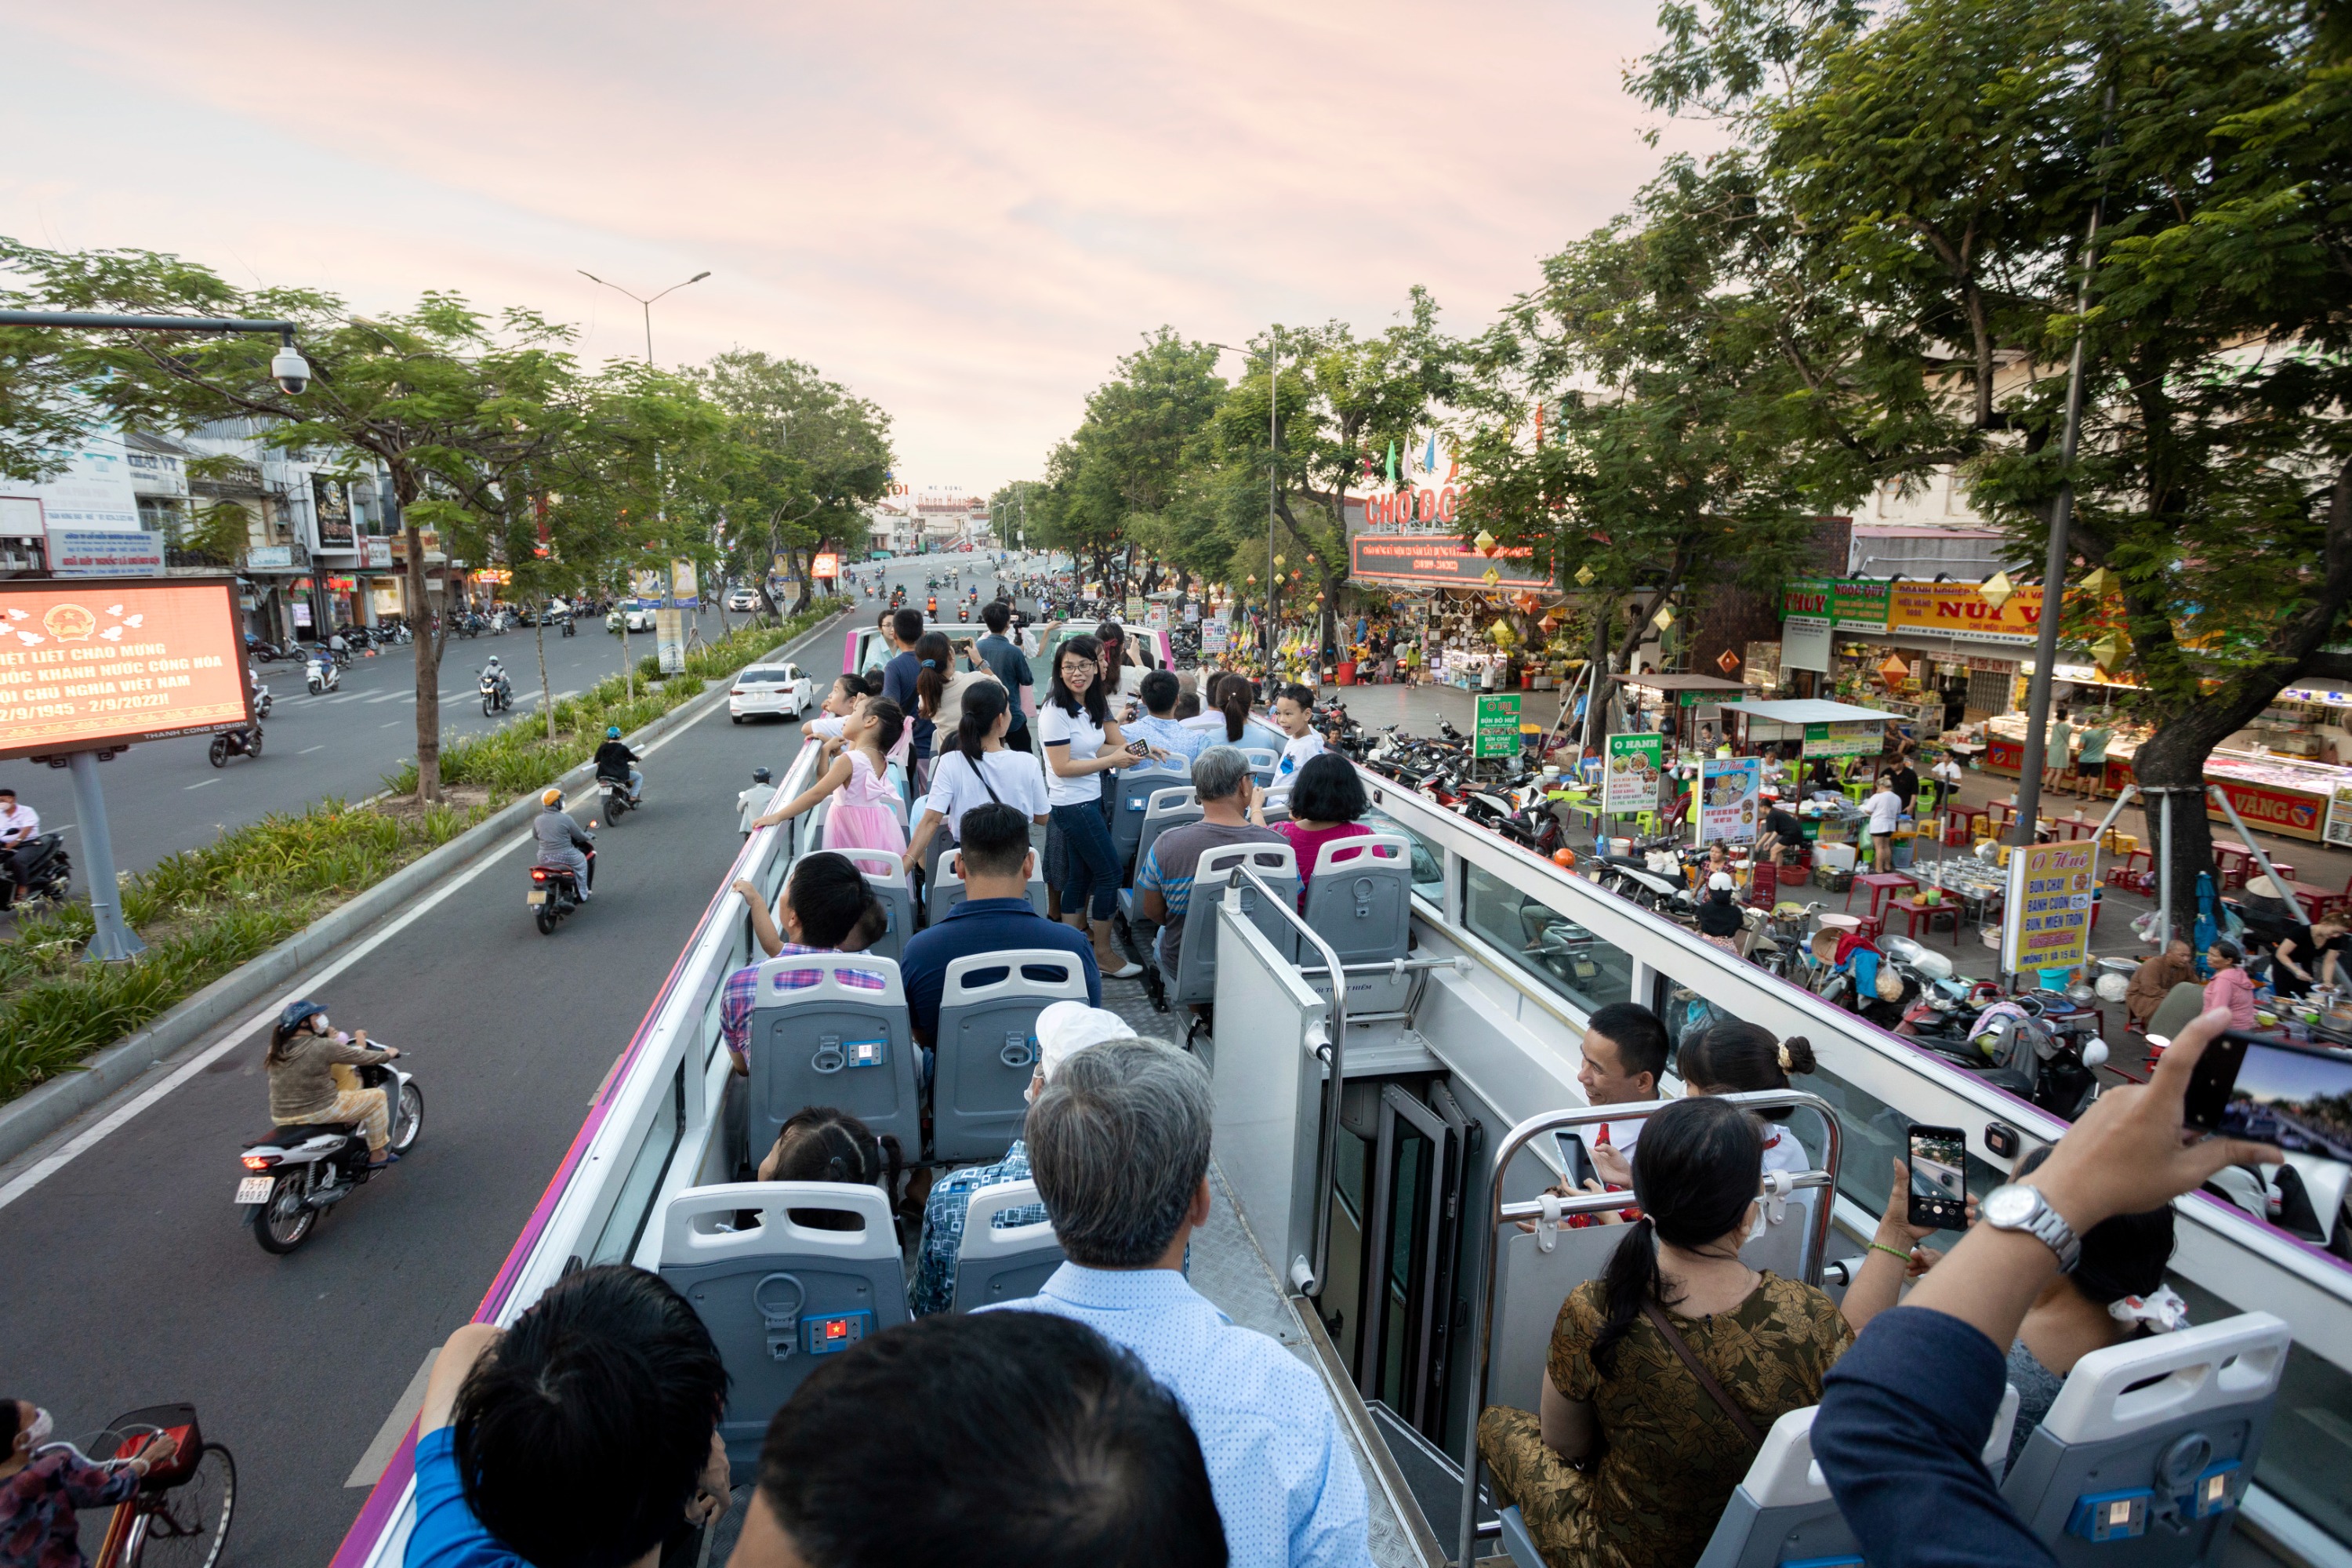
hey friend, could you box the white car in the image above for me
[730,662,815,723]
[726,587,759,612]
[606,604,655,634]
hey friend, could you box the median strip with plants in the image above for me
[0,603,844,1108]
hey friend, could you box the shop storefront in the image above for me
[1348,532,1575,691]
[1776,575,2042,737]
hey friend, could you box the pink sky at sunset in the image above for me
[1,1,1713,493]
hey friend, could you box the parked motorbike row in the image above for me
[244,621,410,664]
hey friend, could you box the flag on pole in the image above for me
[1385,441,1397,487]
[1425,433,1438,474]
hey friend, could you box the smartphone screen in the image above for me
[1907,1124,1969,1229]
[2186,1034,2352,1161]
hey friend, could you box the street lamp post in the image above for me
[0,310,314,963]
[575,270,711,367]
[1209,336,1279,679]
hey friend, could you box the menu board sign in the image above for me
[0,579,252,760]
[1474,694,1523,760]
[1802,720,1882,758]
[1604,732,1664,815]
[2002,841,2097,975]
[1696,756,1762,845]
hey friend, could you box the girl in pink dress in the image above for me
[750,697,910,874]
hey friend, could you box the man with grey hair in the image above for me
[1131,745,1284,981]
[988,1038,1370,1567]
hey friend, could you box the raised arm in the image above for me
[753,754,851,828]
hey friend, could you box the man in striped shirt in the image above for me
[1131,746,1283,979]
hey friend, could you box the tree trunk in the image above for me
[405,510,444,803]
[535,612,554,742]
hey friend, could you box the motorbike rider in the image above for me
[0,786,38,911]
[481,655,512,702]
[267,1000,401,1169]
[594,725,644,803]
[533,786,597,898]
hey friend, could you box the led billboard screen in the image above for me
[0,578,252,760]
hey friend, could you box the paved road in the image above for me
[0,612,844,1568]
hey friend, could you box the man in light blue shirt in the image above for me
[1128,668,1209,760]
[984,1038,1370,1568]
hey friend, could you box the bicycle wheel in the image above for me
[132,1443,234,1568]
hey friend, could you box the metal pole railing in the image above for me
[2206,784,2298,913]
[1454,1089,1843,1568]
[1229,861,1349,1295]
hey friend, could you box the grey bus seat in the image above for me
[1301,832,1413,1012]
[1116,786,1203,924]
[659,1181,909,1465]
[744,953,916,1156]
[1112,755,1192,871]
[2001,1312,2289,1562]
[837,848,914,962]
[1484,1214,1626,1410]
[1240,746,1279,787]
[951,1178,1065,1312]
[1170,841,1300,1006]
[1737,1178,1817,1283]
[1694,1388,2020,1568]
[933,949,1092,1161]
[924,858,1051,924]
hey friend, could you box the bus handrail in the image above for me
[1228,861,1348,1297]
[1454,1088,1843,1568]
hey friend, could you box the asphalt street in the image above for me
[0,554,1054,1566]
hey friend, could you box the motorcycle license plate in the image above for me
[527,891,549,906]
[235,1175,275,1204]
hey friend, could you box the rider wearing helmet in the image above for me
[266,999,401,1168]
[533,786,597,898]
[593,724,643,804]
[481,655,511,702]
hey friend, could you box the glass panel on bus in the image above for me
[1366,811,1445,904]
[1462,862,1634,1013]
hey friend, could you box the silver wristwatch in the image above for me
[1981,1183,2081,1272]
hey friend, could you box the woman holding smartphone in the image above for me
[1040,634,1163,978]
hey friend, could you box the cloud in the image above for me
[0,0,1711,490]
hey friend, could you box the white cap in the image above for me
[1036,1001,1136,1081]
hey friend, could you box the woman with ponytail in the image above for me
[1477,1096,1856,1568]
[1185,671,1286,756]
[903,680,1050,875]
[1678,1022,1820,1175]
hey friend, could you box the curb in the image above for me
[0,607,850,1171]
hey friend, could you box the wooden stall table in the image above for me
[2212,840,2254,889]
[1890,895,1961,940]
[1852,871,1914,921]
[2053,815,2101,841]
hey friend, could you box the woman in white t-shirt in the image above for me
[1040,633,1168,977]
[1863,774,1903,872]
[1677,1022,1821,1178]
[903,682,1050,874]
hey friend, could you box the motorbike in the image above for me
[1898,979,2109,1120]
[250,681,273,720]
[479,669,514,715]
[2,832,73,908]
[237,1051,423,1254]
[529,850,593,934]
[306,658,341,696]
[599,771,638,821]
[557,611,576,638]
[208,725,263,766]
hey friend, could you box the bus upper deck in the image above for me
[336,723,2352,1568]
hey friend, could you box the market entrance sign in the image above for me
[1474,693,1523,759]
[1349,532,1554,591]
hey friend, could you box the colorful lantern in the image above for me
[1474,530,1499,557]
[1979,570,2015,612]
[1573,563,1596,587]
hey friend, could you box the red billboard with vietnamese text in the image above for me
[0,578,252,760]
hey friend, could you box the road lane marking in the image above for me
[185,779,219,790]
[0,824,533,1214]
[381,721,401,729]
[368,691,409,704]
[299,746,325,755]
[348,1349,437,1486]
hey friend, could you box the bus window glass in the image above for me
[1463,862,1632,1014]
[1366,811,1445,904]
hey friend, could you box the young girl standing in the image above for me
[753,696,910,869]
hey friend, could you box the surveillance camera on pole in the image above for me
[271,335,312,396]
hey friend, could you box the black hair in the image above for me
[756,1312,1226,1568]
[956,803,1032,880]
[2211,938,2243,965]
[830,673,863,705]
[0,787,15,799]
[1174,688,1202,720]
[891,607,924,647]
[981,600,1010,634]
[2016,1146,2177,1310]
[860,670,886,698]
[913,631,953,718]
[0,1400,20,1451]
[1586,1001,1669,1086]
[1139,668,1180,717]
[1679,1022,1817,1099]
[956,679,1009,770]
[1287,752,1367,825]
[862,696,906,755]
[1592,1096,1766,1375]
[452,1264,728,1568]
[786,851,882,949]
[1047,635,1110,725]
[1094,619,1124,649]
[1273,682,1315,713]
[1210,671,1254,743]
[767,1105,905,1231]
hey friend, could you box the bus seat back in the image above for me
[1112,755,1192,869]
[1696,1390,2020,1568]
[1301,833,1413,1013]
[926,858,1050,925]
[951,1178,1065,1312]
[2002,1313,2288,1563]
[746,954,916,1156]
[659,1181,909,1466]
[833,850,913,962]
[933,949,1092,1162]
[1131,786,1203,886]
[1172,843,1300,1006]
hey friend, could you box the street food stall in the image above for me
[1717,698,1901,763]
[1614,671,1752,746]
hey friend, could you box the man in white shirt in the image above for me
[1572,1002,1670,1188]
[1864,773,1904,872]
[0,787,40,911]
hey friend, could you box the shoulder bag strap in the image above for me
[1639,1300,1763,1447]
